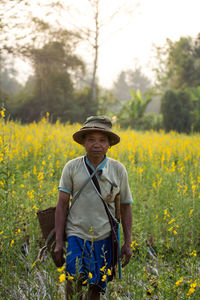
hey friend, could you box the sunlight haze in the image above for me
[12,0,200,88]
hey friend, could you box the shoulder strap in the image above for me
[84,156,120,278]
[70,158,99,210]
[84,156,118,225]
[84,156,101,194]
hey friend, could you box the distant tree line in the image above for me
[156,34,200,133]
[1,0,200,133]
[112,33,200,133]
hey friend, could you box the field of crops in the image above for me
[1,114,200,299]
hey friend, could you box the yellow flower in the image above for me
[66,272,74,280]
[190,281,197,288]
[100,266,106,272]
[189,250,197,257]
[107,268,112,276]
[59,273,66,283]
[168,227,173,232]
[33,165,37,175]
[131,240,138,249]
[32,205,39,210]
[0,231,3,235]
[187,287,195,296]
[0,109,5,118]
[101,274,107,281]
[173,230,178,235]
[168,218,175,225]
[189,209,194,215]
[57,265,65,272]
[88,272,93,279]
[32,261,37,268]
[175,278,183,286]
[10,240,14,247]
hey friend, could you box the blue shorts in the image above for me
[66,235,112,293]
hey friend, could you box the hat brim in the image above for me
[73,128,120,146]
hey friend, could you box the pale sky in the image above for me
[96,0,200,87]
[11,0,200,88]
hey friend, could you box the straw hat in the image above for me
[73,116,120,146]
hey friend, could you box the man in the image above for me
[54,116,133,300]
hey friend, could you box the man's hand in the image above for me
[54,240,66,267]
[120,242,132,267]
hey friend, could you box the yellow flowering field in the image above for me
[1,115,200,299]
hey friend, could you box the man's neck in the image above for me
[87,155,105,169]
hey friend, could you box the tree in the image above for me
[9,40,85,123]
[161,90,192,133]
[0,1,91,123]
[154,34,200,91]
[97,89,120,116]
[0,1,67,53]
[56,0,140,110]
[112,71,130,103]
[1,0,141,122]
[190,86,200,132]
[0,69,21,95]
[118,89,152,128]
[0,54,22,111]
[113,67,152,104]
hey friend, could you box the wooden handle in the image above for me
[114,193,120,221]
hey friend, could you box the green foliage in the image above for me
[190,86,200,132]
[113,67,152,104]
[118,89,152,129]
[135,113,163,131]
[98,90,120,116]
[161,89,192,133]
[73,87,98,123]
[0,7,100,124]
[0,61,22,112]
[6,41,94,123]
[0,88,9,111]
[0,69,22,95]
[154,34,200,133]
[155,34,200,91]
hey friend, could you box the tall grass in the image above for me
[0,115,200,299]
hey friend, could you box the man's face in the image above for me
[83,132,110,161]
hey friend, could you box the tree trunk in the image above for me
[91,0,99,105]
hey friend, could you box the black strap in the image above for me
[84,156,101,193]
[84,156,119,276]
[70,160,99,210]
[84,156,118,224]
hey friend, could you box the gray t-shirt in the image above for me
[59,156,133,241]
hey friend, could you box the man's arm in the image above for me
[120,203,132,267]
[54,190,70,266]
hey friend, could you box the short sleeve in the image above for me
[58,161,73,195]
[119,165,133,204]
